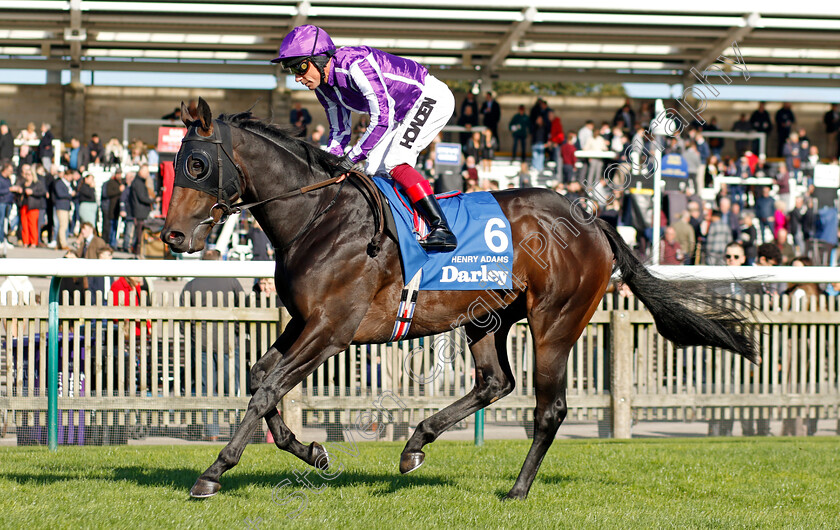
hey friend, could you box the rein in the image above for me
[184,122,384,256]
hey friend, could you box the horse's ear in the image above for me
[196,97,213,132]
[180,101,193,127]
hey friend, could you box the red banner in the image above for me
[157,126,186,153]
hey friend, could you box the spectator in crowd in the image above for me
[560,133,577,184]
[508,105,529,162]
[119,172,135,252]
[749,102,773,155]
[16,122,37,143]
[457,104,478,146]
[637,101,653,128]
[101,170,124,248]
[705,209,732,265]
[480,128,497,175]
[530,115,549,173]
[460,92,478,120]
[660,226,683,265]
[718,196,739,241]
[75,221,108,260]
[788,195,814,254]
[683,142,701,185]
[783,132,802,180]
[52,169,74,250]
[784,256,822,312]
[772,200,788,242]
[613,99,635,130]
[823,103,840,159]
[480,92,501,140]
[671,210,696,265]
[86,245,114,301]
[247,218,273,261]
[10,164,45,248]
[526,98,542,130]
[703,116,723,157]
[87,133,103,165]
[104,137,123,168]
[754,186,775,243]
[775,102,796,157]
[738,210,758,265]
[517,161,532,188]
[289,101,312,138]
[694,131,710,164]
[309,124,327,147]
[0,162,14,256]
[0,122,13,161]
[38,123,55,172]
[732,113,752,155]
[62,137,89,172]
[546,109,565,176]
[129,140,147,165]
[76,172,98,226]
[461,155,479,189]
[180,249,244,441]
[463,131,482,164]
[577,120,595,151]
[583,124,609,187]
[774,227,795,265]
[130,165,154,255]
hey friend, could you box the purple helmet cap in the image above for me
[271,25,336,64]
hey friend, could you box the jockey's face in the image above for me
[295,60,322,90]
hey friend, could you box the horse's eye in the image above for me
[185,152,210,180]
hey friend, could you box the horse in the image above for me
[161,98,757,500]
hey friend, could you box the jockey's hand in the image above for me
[333,155,355,179]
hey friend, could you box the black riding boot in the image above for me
[413,195,457,252]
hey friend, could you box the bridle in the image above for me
[176,119,384,255]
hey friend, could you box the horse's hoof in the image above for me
[310,442,330,471]
[399,451,425,474]
[190,478,221,498]
[502,490,527,502]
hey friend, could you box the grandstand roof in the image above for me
[1,1,839,88]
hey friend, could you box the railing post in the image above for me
[474,409,485,446]
[48,276,61,451]
[610,310,633,439]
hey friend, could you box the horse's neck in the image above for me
[236,129,357,254]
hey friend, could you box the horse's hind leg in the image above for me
[503,339,571,500]
[505,291,602,500]
[249,318,329,469]
[400,315,516,473]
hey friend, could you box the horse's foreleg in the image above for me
[401,320,515,473]
[247,319,326,467]
[190,315,356,498]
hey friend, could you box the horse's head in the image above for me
[161,97,242,253]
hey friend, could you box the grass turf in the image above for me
[1,437,839,529]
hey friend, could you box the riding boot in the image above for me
[413,195,457,252]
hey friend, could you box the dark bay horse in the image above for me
[161,98,757,500]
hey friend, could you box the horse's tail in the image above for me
[595,217,758,364]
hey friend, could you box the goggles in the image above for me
[283,58,311,76]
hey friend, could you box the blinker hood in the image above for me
[174,119,241,203]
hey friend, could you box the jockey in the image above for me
[272,25,457,252]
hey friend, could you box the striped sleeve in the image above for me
[347,54,394,164]
[315,88,352,157]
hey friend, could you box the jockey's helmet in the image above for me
[272,25,336,83]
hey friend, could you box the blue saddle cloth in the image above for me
[373,176,514,290]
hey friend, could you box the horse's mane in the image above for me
[217,111,340,173]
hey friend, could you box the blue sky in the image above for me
[3,68,839,102]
